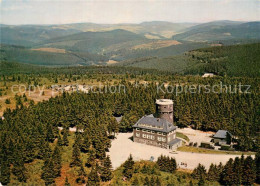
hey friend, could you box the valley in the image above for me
[0,19,259,186]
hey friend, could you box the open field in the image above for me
[131,40,181,50]
[107,133,253,170]
[106,60,119,65]
[177,146,256,155]
[31,47,66,53]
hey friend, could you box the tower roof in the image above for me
[156,99,173,105]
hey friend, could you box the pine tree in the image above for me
[100,155,113,182]
[123,154,135,179]
[220,158,234,185]
[141,164,148,174]
[12,156,27,182]
[62,128,69,146]
[65,177,70,186]
[80,132,91,153]
[150,176,155,186]
[46,123,55,142]
[0,155,10,185]
[86,165,100,186]
[70,140,82,167]
[242,156,256,185]
[41,157,55,185]
[38,141,52,160]
[156,176,162,186]
[169,157,177,173]
[94,139,106,160]
[207,164,218,182]
[144,176,150,186]
[255,151,260,184]
[232,157,242,185]
[52,145,62,177]
[76,162,86,184]
[132,176,139,186]
[85,147,96,167]
[57,134,63,146]
[198,176,205,186]
[191,164,207,180]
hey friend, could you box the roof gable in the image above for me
[213,130,232,139]
[133,115,176,133]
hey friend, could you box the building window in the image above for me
[151,131,155,134]
[162,137,166,142]
[162,133,166,136]
[147,130,151,133]
[136,128,140,131]
[143,134,146,138]
[136,133,140,137]
[158,132,162,135]
[142,129,146,132]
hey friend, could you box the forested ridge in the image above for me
[118,43,260,77]
[0,64,259,185]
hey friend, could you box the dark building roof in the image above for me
[213,130,232,139]
[133,114,176,133]
[168,138,182,147]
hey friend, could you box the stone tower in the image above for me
[155,99,174,124]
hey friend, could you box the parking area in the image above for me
[107,132,244,170]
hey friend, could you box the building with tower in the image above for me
[132,99,182,150]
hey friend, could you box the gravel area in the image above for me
[107,133,247,170]
[176,127,214,144]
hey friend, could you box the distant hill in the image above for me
[0,25,81,47]
[37,29,148,53]
[0,21,197,47]
[185,43,260,77]
[0,44,108,66]
[1,21,259,68]
[2,21,259,48]
[172,21,260,42]
[49,21,197,38]
[118,43,260,77]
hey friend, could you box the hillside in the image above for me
[118,43,260,77]
[172,21,260,42]
[1,28,210,66]
[0,21,196,47]
[0,44,108,66]
[185,43,260,77]
[0,25,81,47]
[37,29,149,53]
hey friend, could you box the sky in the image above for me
[0,0,259,25]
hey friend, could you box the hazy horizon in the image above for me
[1,20,257,26]
[1,0,259,25]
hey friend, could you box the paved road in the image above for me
[107,133,252,170]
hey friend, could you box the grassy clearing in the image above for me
[176,132,190,142]
[177,146,256,155]
[0,77,124,116]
